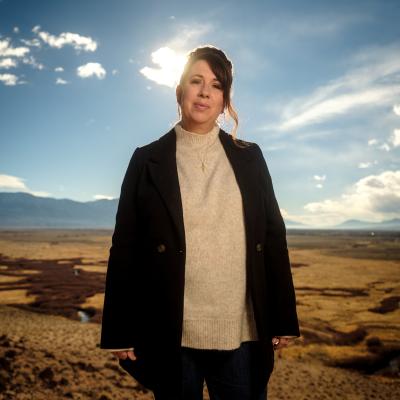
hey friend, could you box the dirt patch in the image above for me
[0,255,105,323]
[369,296,400,314]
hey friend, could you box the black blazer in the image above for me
[100,126,300,392]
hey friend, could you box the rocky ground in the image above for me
[0,305,399,400]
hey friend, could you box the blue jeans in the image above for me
[153,340,274,400]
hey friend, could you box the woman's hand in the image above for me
[272,336,292,350]
[112,350,137,361]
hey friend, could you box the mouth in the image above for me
[194,103,209,111]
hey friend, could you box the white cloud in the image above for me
[390,129,400,147]
[379,143,390,152]
[281,87,400,131]
[0,174,27,189]
[301,170,400,225]
[394,104,400,116]
[277,43,400,131]
[0,38,30,57]
[54,66,64,72]
[33,26,97,52]
[13,26,19,34]
[93,194,115,200]
[0,73,19,86]
[368,137,393,151]
[280,208,289,219]
[111,69,118,75]
[0,174,50,197]
[20,38,42,48]
[22,55,44,70]
[166,23,212,49]
[358,161,372,168]
[140,47,186,87]
[76,62,106,79]
[313,174,326,188]
[30,191,51,197]
[56,78,68,85]
[139,23,212,87]
[0,58,17,69]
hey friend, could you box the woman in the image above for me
[100,45,300,400]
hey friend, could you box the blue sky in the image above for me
[0,0,399,227]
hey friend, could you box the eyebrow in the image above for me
[190,74,220,82]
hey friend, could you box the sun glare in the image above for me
[140,47,187,88]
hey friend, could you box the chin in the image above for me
[189,115,216,125]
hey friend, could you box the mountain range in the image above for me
[0,192,117,228]
[0,192,399,230]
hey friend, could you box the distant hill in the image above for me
[333,218,400,231]
[1,192,399,230]
[0,192,118,228]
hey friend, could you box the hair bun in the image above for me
[188,45,232,69]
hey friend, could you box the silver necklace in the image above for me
[195,136,217,173]
[178,123,218,173]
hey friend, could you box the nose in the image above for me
[199,82,210,98]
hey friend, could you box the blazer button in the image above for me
[256,243,262,252]
[157,243,166,253]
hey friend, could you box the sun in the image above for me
[140,47,187,88]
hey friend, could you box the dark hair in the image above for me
[176,45,240,141]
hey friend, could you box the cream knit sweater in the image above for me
[175,122,258,350]
[105,122,259,352]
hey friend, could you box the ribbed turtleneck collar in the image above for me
[174,122,220,147]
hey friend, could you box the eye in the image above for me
[190,78,201,84]
[213,83,222,89]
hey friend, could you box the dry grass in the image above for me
[0,289,36,304]
[0,229,111,261]
[82,293,105,309]
[0,228,399,399]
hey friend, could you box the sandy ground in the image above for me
[0,229,399,399]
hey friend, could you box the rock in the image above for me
[39,366,54,381]
[0,357,11,372]
[59,377,69,385]
[4,350,17,359]
[0,370,9,392]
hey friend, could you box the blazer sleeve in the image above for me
[100,147,142,349]
[254,144,301,338]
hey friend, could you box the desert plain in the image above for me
[0,228,399,400]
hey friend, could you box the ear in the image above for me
[176,85,182,105]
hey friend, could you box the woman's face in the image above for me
[176,59,224,133]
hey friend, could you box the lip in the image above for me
[194,103,210,110]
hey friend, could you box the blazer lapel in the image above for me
[147,126,258,250]
[147,127,186,248]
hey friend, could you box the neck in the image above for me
[180,119,216,134]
